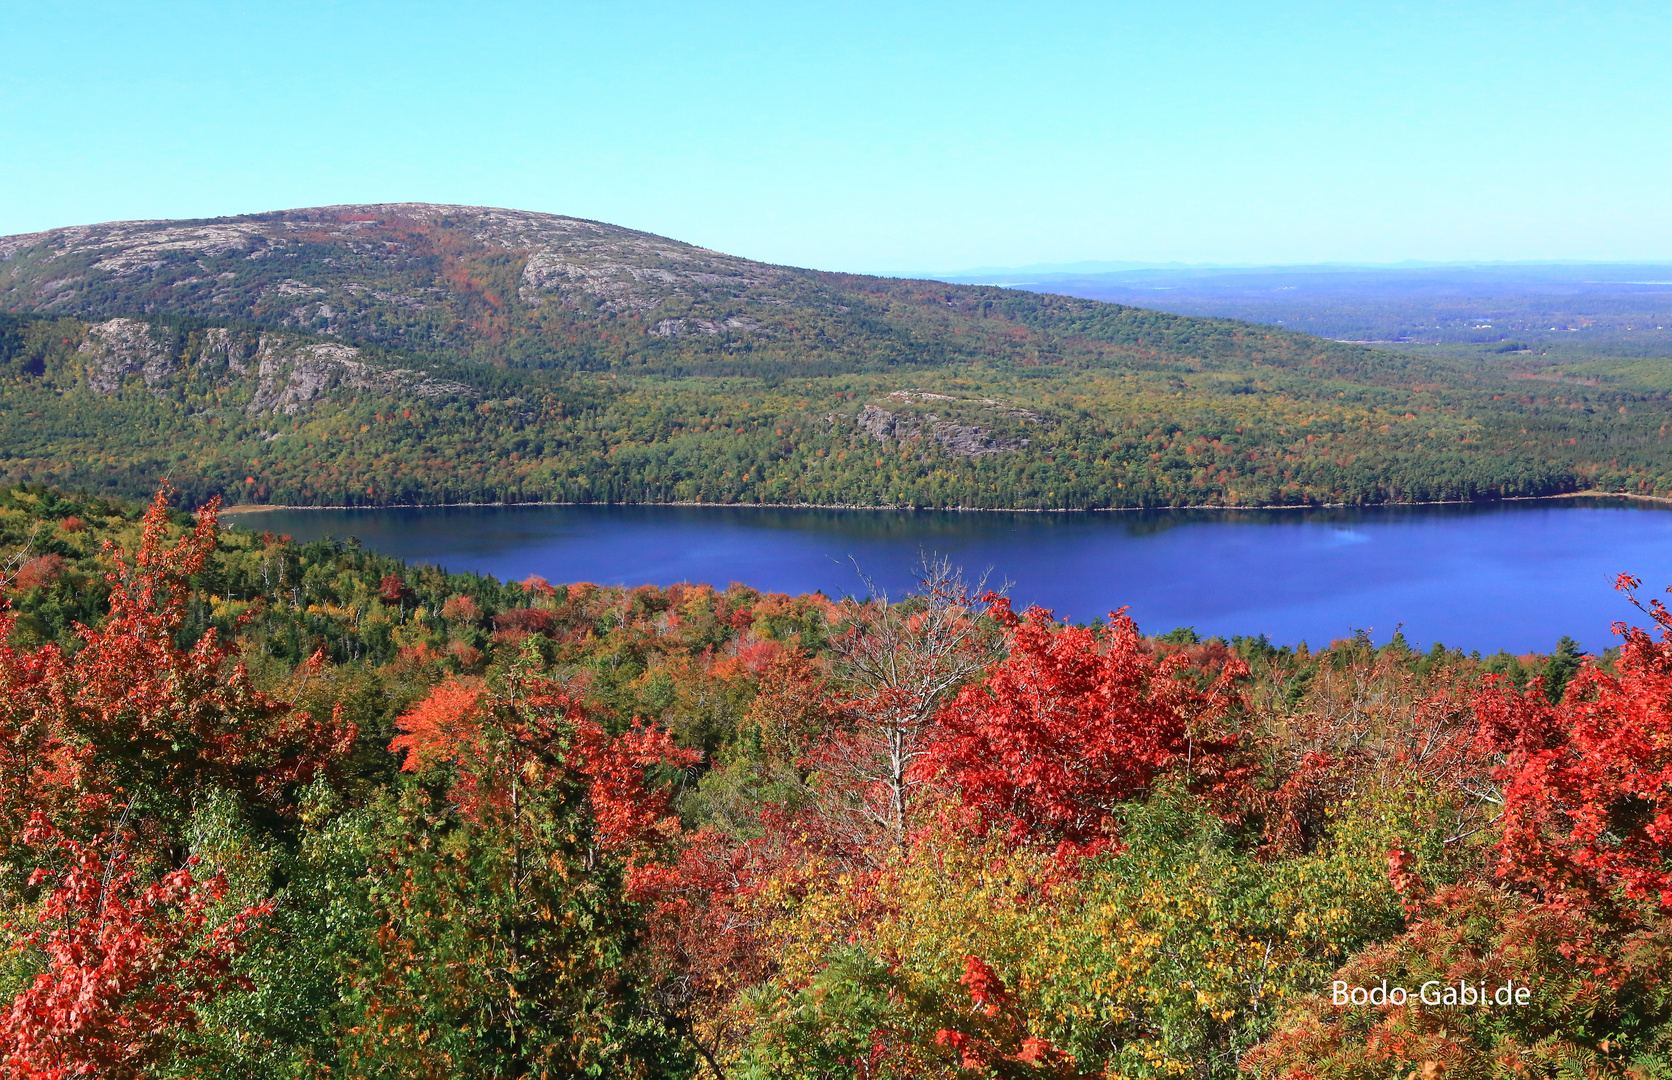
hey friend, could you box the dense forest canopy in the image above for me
[0,484,1668,1078]
[5,205,1672,509]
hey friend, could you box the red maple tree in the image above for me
[1475,573,1672,915]
[922,600,1246,860]
[0,487,355,1078]
[0,488,355,840]
[1,816,272,1080]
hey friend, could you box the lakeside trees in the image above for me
[6,278,1672,513]
[0,485,1669,1077]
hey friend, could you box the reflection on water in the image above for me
[231,498,1672,654]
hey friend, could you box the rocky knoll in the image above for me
[74,317,472,416]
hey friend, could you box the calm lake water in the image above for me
[232,499,1672,654]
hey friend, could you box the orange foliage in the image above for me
[389,678,485,774]
[438,594,480,624]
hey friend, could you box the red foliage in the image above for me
[56,518,84,535]
[493,607,555,636]
[377,573,409,604]
[0,489,354,839]
[446,640,483,670]
[11,556,64,593]
[520,575,556,598]
[633,802,875,1064]
[932,956,1088,1078]
[733,636,788,677]
[922,602,1246,859]
[0,816,272,1080]
[437,595,480,624]
[389,669,697,848]
[389,678,484,774]
[578,720,696,850]
[1474,574,1672,913]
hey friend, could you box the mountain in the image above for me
[1,203,1669,509]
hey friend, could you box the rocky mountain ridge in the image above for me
[3,203,1649,511]
[0,204,809,348]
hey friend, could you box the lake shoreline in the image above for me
[217,489,1672,516]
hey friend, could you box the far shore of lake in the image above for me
[216,489,1672,516]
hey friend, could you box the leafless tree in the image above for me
[817,555,1008,848]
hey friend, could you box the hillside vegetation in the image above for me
[4,204,1672,508]
[1,486,1668,1078]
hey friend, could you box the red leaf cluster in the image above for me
[923,602,1246,859]
[493,607,555,636]
[389,671,697,849]
[389,678,484,775]
[10,556,64,594]
[1,816,272,1080]
[578,720,698,851]
[933,956,1087,1078]
[376,573,409,604]
[1476,574,1672,914]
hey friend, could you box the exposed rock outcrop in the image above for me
[74,318,471,413]
[857,404,1030,457]
[241,338,474,416]
[649,315,765,337]
[78,319,176,392]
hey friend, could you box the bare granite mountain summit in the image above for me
[0,203,807,341]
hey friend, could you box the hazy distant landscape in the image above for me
[943,261,1672,349]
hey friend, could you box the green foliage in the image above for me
[737,948,903,1080]
[4,206,1672,511]
[1038,788,1424,1077]
[1544,634,1585,702]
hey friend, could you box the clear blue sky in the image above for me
[2,1,1668,273]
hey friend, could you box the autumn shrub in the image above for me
[1242,884,1672,1080]
[922,601,1246,860]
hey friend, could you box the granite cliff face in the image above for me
[856,389,1044,458]
[73,316,472,416]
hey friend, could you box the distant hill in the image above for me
[937,262,1672,346]
[2,203,1671,509]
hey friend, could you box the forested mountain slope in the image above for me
[3,203,1670,508]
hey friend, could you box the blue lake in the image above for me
[231,499,1672,654]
